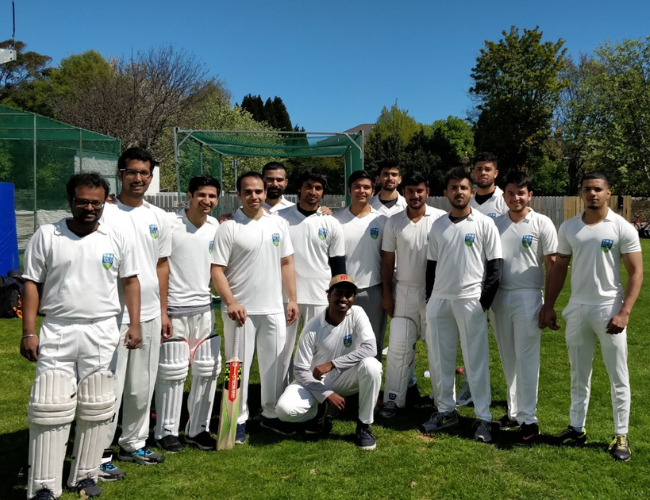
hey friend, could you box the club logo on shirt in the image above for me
[318,228,328,241]
[488,213,497,219]
[465,233,476,247]
[208,241,214,254]
[272,233,280,247]
[601,239,614,253]
[370,227,379,240]
[149,224,159,239]
[522,234,533,248]
[343,333,352,348]
[102,253,115,270]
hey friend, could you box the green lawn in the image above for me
[2,240,650,499]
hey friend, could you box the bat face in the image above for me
[217,358,242,450]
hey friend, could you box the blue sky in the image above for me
[7,0,649,131]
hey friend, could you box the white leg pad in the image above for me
[154,339,190,440]
[186,335,222,437]
[68,371,116,488]
[384,317,418,408]
[27,370,77,498]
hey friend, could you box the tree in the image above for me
[240,94,265,122]
[365,103,421,169]
[431,116,475,169]
[240,94,294,131]
[470,26,568,173]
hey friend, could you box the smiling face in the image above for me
[473,161,498,190]
[298,179,324,207]
[118,159,154,198]
[350,177,373,205]
[263,168,289,201]
[404,183,429,210]
[327,285,356,313]
[69,185,107,225]
[378,167,401,193]
[503,183,532,213]
[238,176,266,213]
[580,178,610,210]
[188,185,219,215]
[444,177,474,210]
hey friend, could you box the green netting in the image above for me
[0,105,122,212]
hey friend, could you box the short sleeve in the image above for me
[280,219,294,259]
[427,224,439,261]
[483,219,503,261]
[211,222,234,266]
[539,216,559,256]
[557,221,572,255]
[381,217,397,252]
[328,219,346,258]
[157,210,172,258]
[116,227,139,278]
[23,227,49,283]
[619,220,642,254]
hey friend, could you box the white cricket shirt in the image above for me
[558,209,641,305]
[429,209,503,299]
[263,196,295,213]
[495,209,558,291]
[334,207,387,289]
[470,186,508,220]
[23,219,138,321]
[167,209,219,308]
[278,206,346,305]
[102,200,172,323]
[211,208,293,315]
[369,192,408,217]
[382,205,446,286]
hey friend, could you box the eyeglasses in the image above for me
[72,198,105,209]
[120,169,153,179]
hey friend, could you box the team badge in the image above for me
[208,241,214,254]
[522,234,533,248]
[149,224,159,239]
[272,233,280,247]
[488,213,497,219]
[318,228,328,241]
[601,239,614,253]
[465,233,476,247]
[370,227,379,240]
[102,253,115,270]
[343,333,352,348]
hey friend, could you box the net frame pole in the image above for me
[79,128,83,172]
[33,114,37,231]
[173,127,181,196]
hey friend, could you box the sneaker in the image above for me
[235,423,246,444]
[474,419,493,443]
[354,421,376,451]
[185,432,216,451]
[98,461,126,482]
[379,401,398,419]
[259,416,297,436]
[305,403,335,436]
[75,477,102,498]
[420,410,459,434]
[157,435,184,453]
[493,414,518,429]
[608,434,631,462]
[517,423,540,446]
[117,446,164,465]
[31,489,55,500]
[556,426,587,446]
[455,380,473,407]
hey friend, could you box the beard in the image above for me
[266,187,283,200]
[450,198,470,210]
[475,179,494,190]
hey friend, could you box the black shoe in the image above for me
[556,426,587,446]
[260,417,297,436]
[75,477,103,498]
[516,423,540,446]
[98,460,126,482]
[420,410,459,434]
[608,435,631,462]
[493,414,518,429]
[117,446,164,465]
[379,401,398,419]
[305,403,335,436]
[185,431,217,451]
[157,435,184,453]
[474,419,493,443]
[31,489,55,500]
[355,421,376,451]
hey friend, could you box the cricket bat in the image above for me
[217,324,242,450]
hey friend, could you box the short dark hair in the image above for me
[502,171,533,192]
[402,171,429,189]
[261,161,287,177]
[66,172,110,200]
[347,170,374,189]
[375,160,400,176]
[443,166,473,190]
[474,152,498,167]
[295,168,329,194]
[118,147,157,172]
[236,171,265,192]
[188,174,221,197]
[580,171,609,188]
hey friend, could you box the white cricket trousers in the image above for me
[562,301,630,435]
[222,311,287,424]
[106,316,161,452]
[427,296,492,421]
[490,289,542,425]
[276,357,383,425]
[283,303,326,385]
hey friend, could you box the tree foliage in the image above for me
[240,94,294,131]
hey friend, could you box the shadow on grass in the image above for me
[0,428,29,500]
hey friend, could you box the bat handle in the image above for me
[232,320,242,359]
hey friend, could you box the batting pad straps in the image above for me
[75,371,116,422]
[28,370,77,425]
[191,335,222,378]
[159,339,190,381]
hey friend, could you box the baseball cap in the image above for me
[327,274,358,292]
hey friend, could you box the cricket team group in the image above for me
[19,147,643,499]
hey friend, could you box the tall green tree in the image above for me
[365,103,421,169]
[431,116,475,169]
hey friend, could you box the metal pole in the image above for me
[33,114,37,231]
[199,143,204,174]
[173,127,181,196]
[79,128,83,172]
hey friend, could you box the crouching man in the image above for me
[275,275,382,450]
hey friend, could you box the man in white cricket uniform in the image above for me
[491,171,557,444]
[262,161,295,213]
[211,171,299,443]
[276,275,382,450]
[380,172,445,418]
[369,161,407,216]
[539,173,643,461]
[334,170,387,357]
[101,147,172,471]
[422,167,502,443]
[21,173,141,500]
[154,174,222,453]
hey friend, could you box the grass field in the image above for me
[2,240,650,499]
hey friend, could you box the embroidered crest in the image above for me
[488,213,497,219]
[272,233,280,247]
[343,333,352,348]
[465,233,476,247]
[149,224,159,239]
[601,238,614,253]
[208,241,214,254]
[318,228,327,241]
[370,227,379,240]
[522,234,533,248]
[102,253,115,270]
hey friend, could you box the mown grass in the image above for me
[1,240,649,499]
